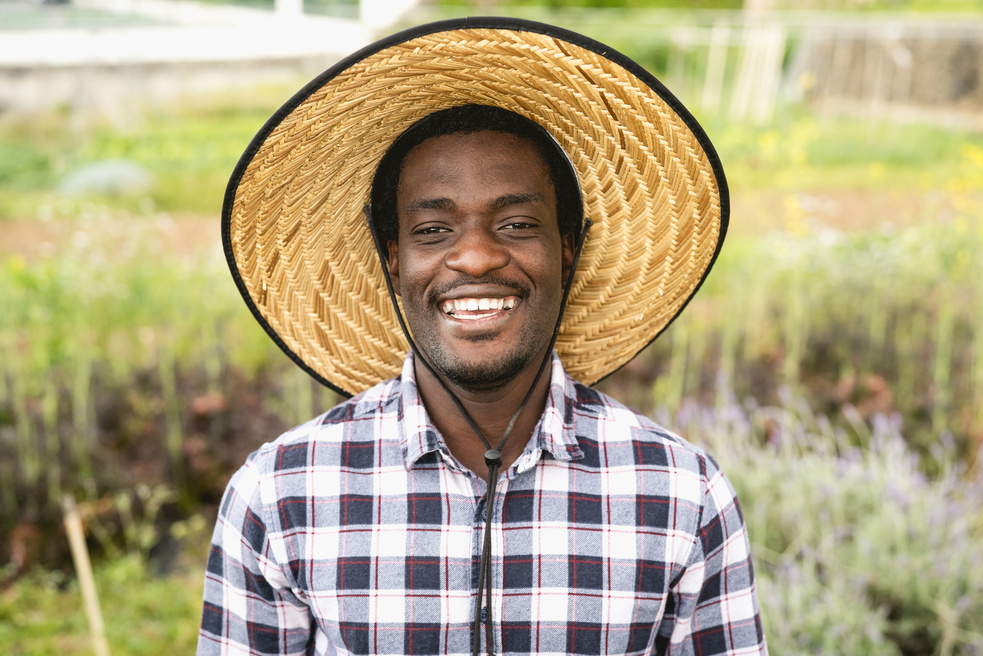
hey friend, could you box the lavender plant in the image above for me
[672,389,983,656]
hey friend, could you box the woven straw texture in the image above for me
[226,24,723,396]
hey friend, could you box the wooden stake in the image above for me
[62,494,111,656]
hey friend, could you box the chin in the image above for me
[427,344,540,391]
[441,357,527,391]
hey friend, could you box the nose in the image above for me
[444,226,510,277]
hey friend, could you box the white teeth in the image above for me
[441,297,515,315]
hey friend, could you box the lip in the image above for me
[441,295,517,313]
[435,283,522,303]
[428,282,527,336]
[432,285,520,329]
[440,295,520,323]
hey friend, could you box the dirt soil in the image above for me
[0,213,221,261]
[0,189,955,261]
[729,188,954,236]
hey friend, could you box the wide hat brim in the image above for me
[224,17,728,398]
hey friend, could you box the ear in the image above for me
[386,240,401,296]
[561,232,576,286]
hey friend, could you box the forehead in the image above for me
[398,131,553,201]
[405,129,548,170]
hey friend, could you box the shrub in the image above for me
[672,390,983,656]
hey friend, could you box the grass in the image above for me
[704,113,983,192]
[0,90,293,219]
[0,549,206,655]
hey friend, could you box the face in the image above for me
[387,131,575,391]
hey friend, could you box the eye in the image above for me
[502,220,538,230]
[412,225,450,235]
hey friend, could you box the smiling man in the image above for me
[375,108,578,479]
[200,18,767,656]
[390,130,567,391]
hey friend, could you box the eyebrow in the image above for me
[405,192,546,215]
[490,192,547,211]
[404,197,456,213]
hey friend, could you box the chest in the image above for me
[270,454,701,656]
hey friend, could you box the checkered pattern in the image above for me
[198,353,766,655]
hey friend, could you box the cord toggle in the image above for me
[484,449,502,467]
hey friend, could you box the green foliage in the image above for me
[0,214,344,570]
[0,231,245,384]
[0,553,205,655]
[600,207,983,462]
[69,111,269,213]
[704,113,983,191]
[0,141,51,187]
[0,138,56,217]
[0,105,273,218]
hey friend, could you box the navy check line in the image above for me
[198,353,767,655]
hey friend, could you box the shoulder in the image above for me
[239,375,403,478]
[566,380,719,480]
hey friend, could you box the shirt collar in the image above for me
[398,351,583,470]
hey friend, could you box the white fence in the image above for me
[2,6,982,129]
[0,0,417,120]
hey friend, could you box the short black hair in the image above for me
[370,104,583,246]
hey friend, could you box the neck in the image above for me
[413,348,553,479]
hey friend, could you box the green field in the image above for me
[3,13,983,654]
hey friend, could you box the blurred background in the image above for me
[1,0,982,653]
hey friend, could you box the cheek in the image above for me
[530,246,566,287]
[396,254,433,301]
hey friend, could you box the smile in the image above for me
[441,296,518,321]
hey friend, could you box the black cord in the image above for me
[364,206,591,656]
[468,218,592,654]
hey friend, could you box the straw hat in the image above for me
[223,17,728,397]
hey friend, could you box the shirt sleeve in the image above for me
[659,458,767,655]
[197,452,315,655]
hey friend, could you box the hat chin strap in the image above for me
[364,205,591,656]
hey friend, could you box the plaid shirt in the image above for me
[198,353,766,656]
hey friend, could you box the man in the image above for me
[201,18,766,656]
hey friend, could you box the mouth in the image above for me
[440,296,518,321]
